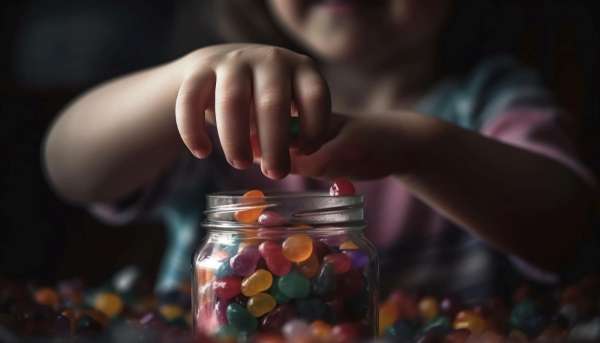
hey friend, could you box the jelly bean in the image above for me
[313,263,336,296]
[214,276,242,300]
[385,319,415,340]
[282,319,310,340]
[282,234,314,263]
[259,241,292,276]
[269,277,291,304]
[278,270,310,299]
[227,303,258,333]
[311,320,332,340]
[323,253,351,274]
[338,268,365,297]
[159,304,184,321]
[242,269,273,297]
[329,179,355,196]
[235,189,266,224]
[216,299,229,325]
[339,240,358,250]
[344,250,369,269]
[379,300,399,335]
[418,296,439,322]
[262,304,296,331]
[297,253,320,279]
[216,259,234,278]
[331,323,360,343]
[298,298,333,323]
[258,210,287,226]
[453,310,487,335]
[230,246,260,277]
[34,288,59,308]
[247,293,277,317]
[93,292,124,318]
[388,290,419,320]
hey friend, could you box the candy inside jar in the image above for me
[192,189,379,342]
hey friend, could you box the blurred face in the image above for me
[268,0,451,65]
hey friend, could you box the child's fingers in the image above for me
[214,63,253,169]
[253,60,292,179]
[293,62,331,154]
[175,69,216,158]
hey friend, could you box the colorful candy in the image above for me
[241,269,273,297]
[230,246,260,277]
[262,304,296,331]
[418,296,440,322]
[297,253,320,279]
[282,319,310,340]
[214,276,242,300]
[235,189,266,224]
[329,178,356,196]
[227,303,258,333]
[323,253,352,274]
[278,270,310,299]
[93,292,124,318]
[312,263,336,296]
[247,293,277,317]
[259,241,292,276]
[282,234,314,263]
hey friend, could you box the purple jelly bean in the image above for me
[344,250,369,269]
[230,246,260,276]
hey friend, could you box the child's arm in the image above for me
[291,110,594,272]
[44,44,330,204]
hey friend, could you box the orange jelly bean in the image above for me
[310,320,332,340]
[234,190,266,224]
[282,234,313,263]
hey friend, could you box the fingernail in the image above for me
[230,159,249,170]
[192,149,207,159]
[265,169,285,180]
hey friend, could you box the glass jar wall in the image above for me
[192,191,379,342]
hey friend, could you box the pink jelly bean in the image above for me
[323,253,352,274]
[230,246,260,277]
[257,210,287,226]
[259,241,292,276]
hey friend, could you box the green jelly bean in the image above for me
[312,263,336,296]
[226,303,257,333]
[278,270,310,299]
[269,277,290,304]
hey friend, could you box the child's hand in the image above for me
[175,44,331,179]
[290,111,445,180]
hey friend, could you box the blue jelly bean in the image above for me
[216,259,234,278]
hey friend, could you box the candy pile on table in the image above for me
[194,180,376,342]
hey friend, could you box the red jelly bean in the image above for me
[259,241,292,276]
[213,276,241,300]
[230,246,260,277]
[323,253,352,274]
[331,323,360,343]
[329,179,355,196]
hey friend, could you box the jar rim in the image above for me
[206,190,363,201]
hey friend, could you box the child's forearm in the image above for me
[44,57,190,204]
[398,118,594,272]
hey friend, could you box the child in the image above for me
[43,0,596,298]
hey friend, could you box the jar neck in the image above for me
[203,191,365,231]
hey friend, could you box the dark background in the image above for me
[1,0,598,287]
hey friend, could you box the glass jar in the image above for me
[192,191,379,342]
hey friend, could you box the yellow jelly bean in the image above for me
[282,234,313,263]
[235,190,266,224]
[339,240,359,250]
[378,300,399,335]
[247,293,277,317]
[242,269,273,297]
[418,296,439,321]
[159,304,184,321]
[454,310,488,335]
[297,253,320,279]
[310,320,332,340]
[94,292,124,318]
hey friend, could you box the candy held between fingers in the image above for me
[329,179,356,196]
